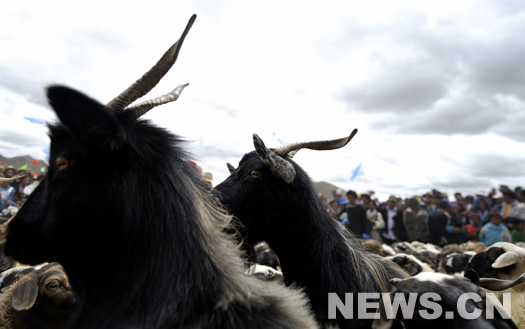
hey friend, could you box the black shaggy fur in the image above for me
[214,147,409,329]
[5,86,318,329]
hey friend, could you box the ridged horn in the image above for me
[478,273,525,291]
[274,128,358,157]
[127,83,189,117]
[0,172,32,188]
[106,14,196,112]
[253,134,296,184]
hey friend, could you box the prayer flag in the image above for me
[350,163,365,181]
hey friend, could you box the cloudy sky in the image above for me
[1,0,524,200]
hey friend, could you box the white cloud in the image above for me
[1,0,525,200]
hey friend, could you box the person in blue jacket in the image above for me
[479,213,512,245]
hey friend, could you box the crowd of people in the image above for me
[3,162,525,248]
[0,165,43,218]
[320,186,525,246]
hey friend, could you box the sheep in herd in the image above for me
[5,15,318,329]
[0,263,80,329]
[389,241,439,270]
[385,253,434,276]
[437,251,475,275]
[360,239,395,257]
[372,272,517,329]
[465,242,525,281]
[252,241,282,272]
[464,242,525,328]
[214,132,409,329]
[467,272,525,329]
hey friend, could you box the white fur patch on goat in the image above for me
[413,271,451,283]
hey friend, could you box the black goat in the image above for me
[5,16,318,329]
[373,272,517,329]
[214,132,409,329]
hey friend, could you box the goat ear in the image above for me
[492,251,519,268]
[47,85,126,151]
[253,134,296,184]
[12,278,39,311]
[226,163,236,174]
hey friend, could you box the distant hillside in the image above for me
[0,154,48,175]
[312,181,343,200]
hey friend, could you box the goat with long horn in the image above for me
[214,128,409,329]
[253,129,358,184]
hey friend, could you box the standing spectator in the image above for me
[360,193,371,208]
[511,219,525,243]
[381,195,405,244]
[404,198,429,242]
[471,196,491,226]
[394,201,407,242]
[516,189,525,203]
[339,190,370,239]
[479,213,512,245]
[454,192,464,204]
[1,179,16,213]
[464,213,482,241]
[24,174,44,197]
[3,166,16,179]
[427,191,441,217]
[3,165,18,190]
[453,193,469,221]
[428,200,463,246]
[500,190,525,228]
[428,201,448,245]
[446,202,465,244]
[464,195,474,211]
[327,199,340,220]
[490,190,504,215]
[13,173,32,206]
[366,200,384,243]
[331,189,344,203]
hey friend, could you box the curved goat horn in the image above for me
[106,14,196,112]
[274,129,358,157]
[477,273,525,291]
[253,134,296,184]
[0,172,32,188]
[127,83,189,117]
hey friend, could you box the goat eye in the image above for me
[55,157,70,171]
[250,170,262,178]
[47,280,61,290]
